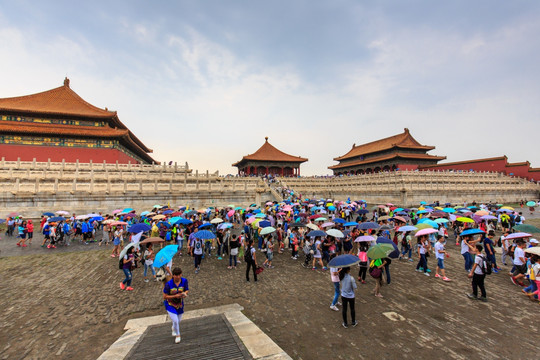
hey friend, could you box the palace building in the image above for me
[0,78,155,164]
[233,137,308,176]
[329,128,446,175]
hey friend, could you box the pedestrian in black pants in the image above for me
[339,267,357,328]
[245,239,258,282]
[467,244,488,302]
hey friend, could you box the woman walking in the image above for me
[357,242,369,284]
[143,243,157,282]
[120,246,136,291]
[163,267,189,344]
[415,235,430,276]
[339,267,357,328]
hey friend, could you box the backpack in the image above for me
[311,242,317,253]
[118,256,124,269]
[244,246,253,262]
[515,215,521,223]
[479,255,492,275]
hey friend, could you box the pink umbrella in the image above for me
[111,221,128,226]
[504,232,532,240]
[245,216,257,225]
[277,212,286,216]
[112,209,122,214]
[227,210,235,217]
[415,228,438,237]
[355,235,375,242]
[266,201,273,205]
[308,204,315,207]
[321,222,335,228]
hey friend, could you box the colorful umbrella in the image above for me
[513,224,540,233]
[153,245,178,268]
[415,228,438,236]
[260,227,276,235]
[456,217,475,223]
[328,254,361,268]
[367,243,395,259]
[326,229,345,238]
[354,235,375,242]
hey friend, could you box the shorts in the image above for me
[437,258,445,269]
[513,264,527,276]
[266,252,273,261]
[113,237,121,246]
[19,234,26,239]
[27,232,33,239]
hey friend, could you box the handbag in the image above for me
[255,266,264,275]
[369,267,382,278]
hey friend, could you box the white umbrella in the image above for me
[525,247,540,256]
[326,229,345,238]
[211,218,223,224]
[306,223,319,231]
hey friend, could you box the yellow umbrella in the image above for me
[434,207,444,210]
[456,217,475,223]
[153,214,166,220]
[501,206,514,210]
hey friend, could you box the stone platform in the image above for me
[98,304,291,360]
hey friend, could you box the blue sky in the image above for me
[1,1,538,175]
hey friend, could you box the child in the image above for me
[357,242,369,284]
[263,236,274,268]
[434,235,451,281]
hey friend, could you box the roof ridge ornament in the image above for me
[265,136,268,142]
[64,77,70,88]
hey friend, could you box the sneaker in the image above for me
[361,280,366,284]
[424,272,430,277]
[442,277,451,282]
[312,267,316,271]
[323,267,328,271]
[172,326,177,336]
[426,269,431,273]
[375,293,383,298]
[21,244,27,247]
[408,258,413,262]
[337,301,342,305]
[16,243,21,247]
[302,263,307,268]
[493,268,499,274]
[511,276,518,286]
[342,322,348,328]
[467,293,477,300]
[351,321,358,327]
[154,278,158,282]
[415,269,422,272]
[269,265,275,269]
[479,297,488,302]
[218,257,223,260]
[120,282,125,290]
[126,287,134,291]
[330,305,339,311]
[144,279,149,283]
[175,336,181,344]
[47,245,51,249]
[434,274,441,278]
[195,269,199,274]
[110,254,116,257]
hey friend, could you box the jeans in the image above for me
[487,253,498,269]
[416,254,428,273]
[177,238,183,250]
[204,242,211,256]
[144,263,156,277]
[331,282,340,306]
[122,268,132,286]
[229,254,237,267]
[384,263,391,284]
[217,243,223,257]
[341,296,355,324]
[462,252,473,271]
[194,254,202,268]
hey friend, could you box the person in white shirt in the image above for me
[467,244,488,302]
[434,235,451,281]
[511,240,528,286]
[500,230,511,266]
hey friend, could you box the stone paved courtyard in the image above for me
[0,224,538,359]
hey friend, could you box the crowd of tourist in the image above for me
[3,193,539,339]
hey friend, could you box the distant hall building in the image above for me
[0,78,155,164]
[329,128,445,175]
[233,137,308,176]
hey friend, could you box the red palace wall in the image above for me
[396,164,419,171]
[424,158,509,172]
[0,144,142,164]
[505,164,531,178]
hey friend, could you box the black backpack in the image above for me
[118,256,124,269]
[244,246,253,262]
[480,255,492,275]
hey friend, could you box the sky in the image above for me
[0,1,539,175]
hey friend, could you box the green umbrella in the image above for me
[526,201,536,207]
[367,243,395,260]
[414,223,433,231]
[260,226,276,235]
[513,224,540,233]
[315,217,328,222]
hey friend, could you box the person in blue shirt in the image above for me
[163,267,189,344]
[483,230,500,273]
[41,223,51,247]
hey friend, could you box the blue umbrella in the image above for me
[460,229,485,236]
[217,222,233,230]
[168,217,183,225]
[357,209,369,214]
[306,230,326,237]
[417,219,438,228]
[163,210,173,215]
[141,211,150,216]
[398,225,417,232]
[159,221,171,228]
[376,237,399,259]
[343,222,359,227]
[420,201,427,205]
[48,216,65,222]
[43,212,55,217]
[127,223,151,233]
[258,220,272,228]
[358,222,379,230]
[174,218,193,225]
[122,208,134,213]
[328,205,336,211]
[328,254,361,268]
[91,216,104,222]
[198,223,213,229]
[333,218,346,224]
[153,245,179,268]
[443,208,456,213]
[253,209,261,214]
[194,230,216,240]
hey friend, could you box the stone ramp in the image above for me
[99,304,291,360]
[128,314,251,360]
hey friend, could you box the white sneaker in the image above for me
[175,336,181,343]
[424,272,430,277]
[172,326,177,336]
[330,305,339,311]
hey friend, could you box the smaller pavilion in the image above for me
[233,137,308,176]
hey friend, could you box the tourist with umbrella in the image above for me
[367,244,393,298]
[142,242,158,282]
[163,267,189,344]
[119,246,137,291]
[415,230,434,276]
